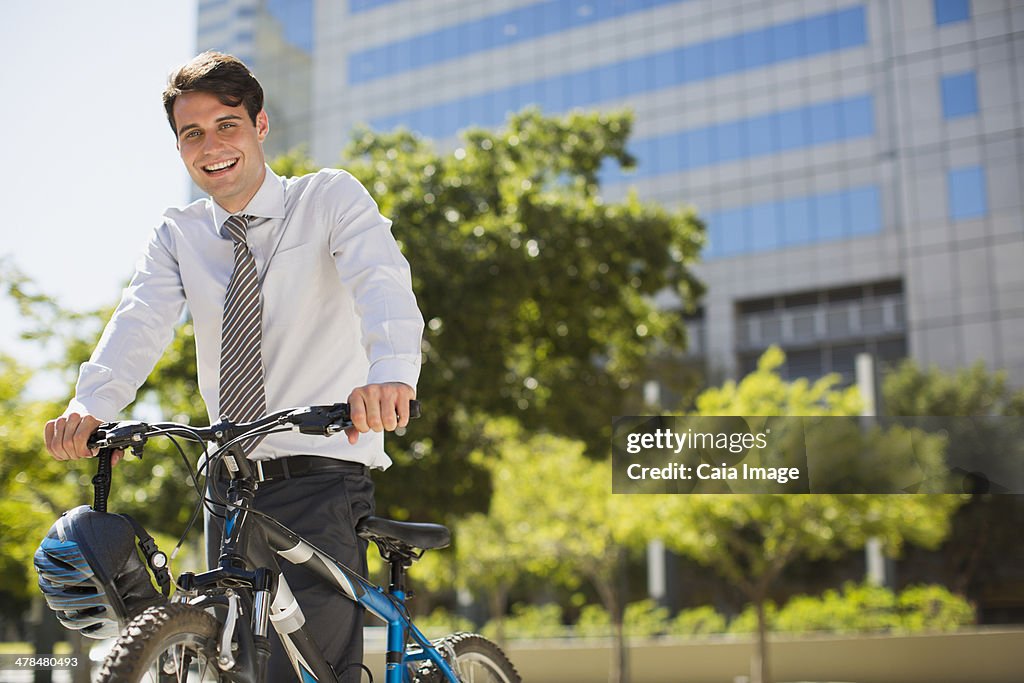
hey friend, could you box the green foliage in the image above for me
[334,108,704,519]
[410,607,476,640]
[0,258,107,385]
[883,359,1024,417]
[481,603,565,641]
[669,605,728,636]
[653,347,964,683]
[738,582,975,634]
[0,355,85,613]
[269,144,321,178]
[655,349,962,600]
[457,418,651,599]
[727,603,779,634]
[574,599,673,638]
[577,601,730,638]
[575,603,612,637]
[692,346,861,417]
[622,600,673,637]
[773,582,898,633]
[897,584,976,632]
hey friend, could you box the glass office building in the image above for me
[198,0,1024,385]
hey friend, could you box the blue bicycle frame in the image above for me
[200,491,458,683]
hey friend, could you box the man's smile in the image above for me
[203,158,239,174]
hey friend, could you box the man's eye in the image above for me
[184,130,201,140]
[220,122,236,130]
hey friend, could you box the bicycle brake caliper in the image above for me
[217,590,240,671]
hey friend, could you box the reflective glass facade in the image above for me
[948,166,988,221]
[934,0,971,25]
[370,7,867,137]
[940,71,978,119]
[601,95,874,186]
[197,0,313,158]
[350,0,687,84]
[704,186,881,259]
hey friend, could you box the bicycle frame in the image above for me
[180,472,459,683]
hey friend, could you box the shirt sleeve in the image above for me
[70,223,187,420]
[324,171,424,390]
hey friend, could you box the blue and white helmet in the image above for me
[34,505,167,639]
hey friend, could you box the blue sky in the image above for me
[0,2,197,391]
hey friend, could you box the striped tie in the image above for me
[219,214,267,454]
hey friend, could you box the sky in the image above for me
[0,2,198,390]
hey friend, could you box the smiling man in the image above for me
[43,51,424,682]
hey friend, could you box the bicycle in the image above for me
[81,401,520,682]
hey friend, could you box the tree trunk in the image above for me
[598,549,629,683]
[69,631,90,683]
[752,597,770,683]
[488,586,509,647]
[612,615,628,683]
[31,597,58,683]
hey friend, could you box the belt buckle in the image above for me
[256,460,266,482]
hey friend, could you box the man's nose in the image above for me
[200,133,224,155]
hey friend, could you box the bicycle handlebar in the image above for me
[87,400,422,452]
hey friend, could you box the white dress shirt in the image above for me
[70,166,424,469]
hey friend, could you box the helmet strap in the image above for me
[120,513,172,598]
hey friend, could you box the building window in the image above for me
[948,166,988,220]
[704,185,881,259]
[941,72,979,119]
[736,281,906,383]
[934,0,970,25]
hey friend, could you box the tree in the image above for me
[0,264,208,576]
[0,355,71,615]
[882,359,1024,598]
[459,418,652,683]
[653,348,963,683]
[338,108,704,520]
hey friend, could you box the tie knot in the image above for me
[224,215,250,244]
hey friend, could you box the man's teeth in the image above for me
[204,160,237,172]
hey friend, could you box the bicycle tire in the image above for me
[96,603,230,682]
[414,632,521,683]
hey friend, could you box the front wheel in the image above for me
[97,603,229,682]
[415,632,521,683]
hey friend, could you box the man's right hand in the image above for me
[45,412,104,461]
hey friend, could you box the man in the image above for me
[43,51,423,682]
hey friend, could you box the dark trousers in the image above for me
[206,466,375,683]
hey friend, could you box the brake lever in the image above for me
[285,400,420,435]
[285,404,351,435]
[88,421,151,455]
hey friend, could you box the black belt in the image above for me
[248,456,367,482]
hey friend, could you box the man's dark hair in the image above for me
[162,51,264,134]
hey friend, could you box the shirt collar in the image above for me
[213,165,286,238]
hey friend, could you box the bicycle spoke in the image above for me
[177,644,189,683]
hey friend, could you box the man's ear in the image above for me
[256,110,269,142]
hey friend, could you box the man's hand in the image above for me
[346,382,416,445]
[44,412,123,465]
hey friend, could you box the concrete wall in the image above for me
[495,628,1024,683]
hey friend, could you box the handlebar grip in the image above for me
[409,400,421,420]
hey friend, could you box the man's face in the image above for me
[173,91,268,213]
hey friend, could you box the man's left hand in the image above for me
[346,382,416,445]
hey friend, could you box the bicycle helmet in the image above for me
[34,505,168,639]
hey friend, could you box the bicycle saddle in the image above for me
[356,516,451,551]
